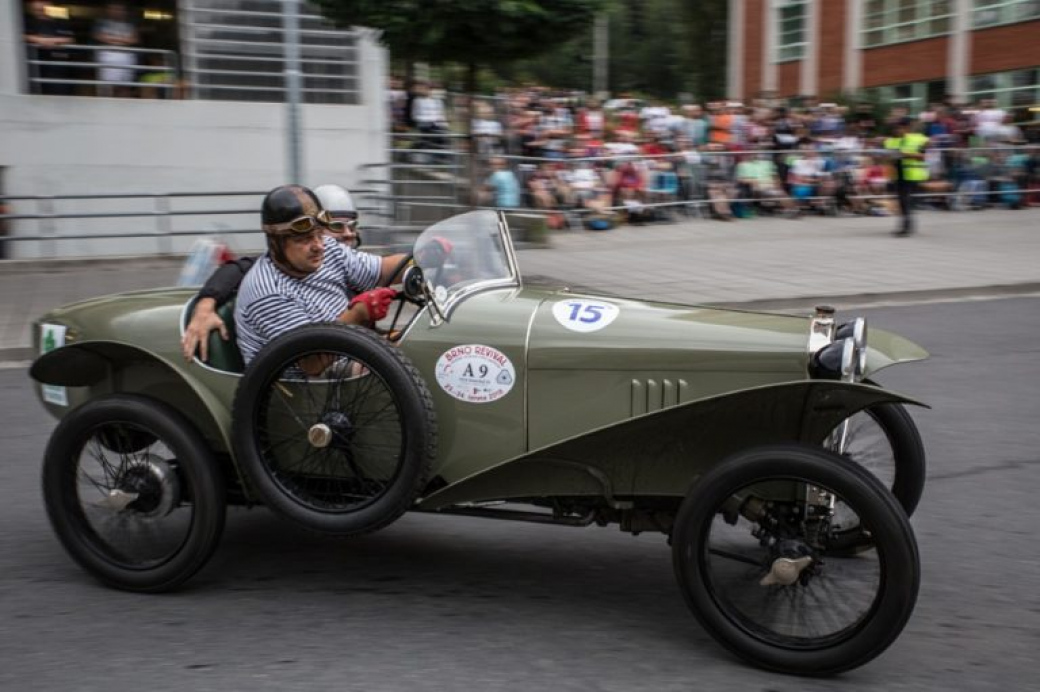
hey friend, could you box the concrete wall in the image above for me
[0,0,388,259]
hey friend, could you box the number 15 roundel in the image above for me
[551,299,620,333]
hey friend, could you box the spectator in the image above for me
[850,101,878,138]
[24,0,75,96]
[735,153,799,217]
[787,147,836,214]
[411,79,449,155]
[527,162,561,211]
[388,75,408,132]
[860,155,894,215]
[483,157,521,209]
[138,53,177,99]
[472,100,504,157]
[93,2,139,98]
[702,144,737,221]
[646,159,681,218]
[640,100,672,137]
[576,97,606,138]
[710,102,737,145]
[519,110,548,158]
[676,104,709,147]
[974,98,1007,142]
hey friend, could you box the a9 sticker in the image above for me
[552,299,620,333]
[435,344,516,404]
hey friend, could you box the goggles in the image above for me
[263,209,333,236]
[326,217,358,235]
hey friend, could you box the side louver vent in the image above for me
[630,379,689,416]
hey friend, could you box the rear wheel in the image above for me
[232,324,437,535]
[42,394,226,593]
[672,444,920,676]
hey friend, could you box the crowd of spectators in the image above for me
[390,83,1040,229]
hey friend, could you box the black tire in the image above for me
[231,324,436,535]
[42,394,226,593]
[672,444,920,676]
[824,403,925,551]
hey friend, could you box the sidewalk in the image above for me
[3,208,1038,361]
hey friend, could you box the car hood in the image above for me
[527,290,811,374]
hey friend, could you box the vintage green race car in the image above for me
[30,210,928,676]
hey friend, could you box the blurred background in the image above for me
[1,0,1038,258]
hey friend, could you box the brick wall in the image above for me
[862,36,948,88]
[779,61,800,97]
[971,21,1040,74]
[817,0,847,96]
[744,0,764,98]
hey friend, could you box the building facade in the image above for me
[728,0,1040,111]
[1,0,388,258]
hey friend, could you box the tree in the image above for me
[314,1,606,204]
[314,0,606,93]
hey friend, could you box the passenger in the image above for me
[180,184,403,364]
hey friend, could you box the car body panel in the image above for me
[417,380,920,510]
[29,210,930,510]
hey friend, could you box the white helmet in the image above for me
[314,184,357,218]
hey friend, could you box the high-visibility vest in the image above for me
[884,133,929,182]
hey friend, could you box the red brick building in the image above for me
[727,0,1040,111]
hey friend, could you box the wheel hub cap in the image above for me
[308,423,332,448]
[101,454,180,517]
[760,556,813,586]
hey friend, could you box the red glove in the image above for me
[349,287,398,322]
[416,236,453,268]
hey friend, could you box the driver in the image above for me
[180,183,400,362]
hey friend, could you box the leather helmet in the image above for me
[260,185,323,229]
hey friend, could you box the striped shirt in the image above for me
[234,237,381,364]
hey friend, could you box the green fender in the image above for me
[865,327,929,377]
[30,341,233,461]
[417,380,924,510]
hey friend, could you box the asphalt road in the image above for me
[0,296,1037,692]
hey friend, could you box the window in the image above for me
[966,69,1040,108]
[861,0,954,48]
[875,81,929,111]
[775,0,808,62]
[22,0,180,97]
[21,0,362,103]
[972,0,1040,28]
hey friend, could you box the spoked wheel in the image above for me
[824,403,925,552]
[42,395,226,593]
[672,444,919,676]
[232,324,437,535]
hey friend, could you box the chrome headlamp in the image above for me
[810,316,868,382]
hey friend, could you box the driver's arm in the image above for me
[378,253,410,285]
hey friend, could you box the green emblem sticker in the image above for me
[40,323,68,406]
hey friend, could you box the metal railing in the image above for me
[0,190,265,258]
[1,144,1036,258]
[26,44,180,96]
[180,0,361,104]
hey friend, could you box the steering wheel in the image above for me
[378,252,427,342]
[381,252,414,290]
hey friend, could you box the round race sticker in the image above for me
[552,299,620,333]
[435,344,516,404]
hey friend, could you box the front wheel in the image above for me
[42,394,226,593]
[231,324,437,535]
[672,444,920,676]
[825,402,925,551]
